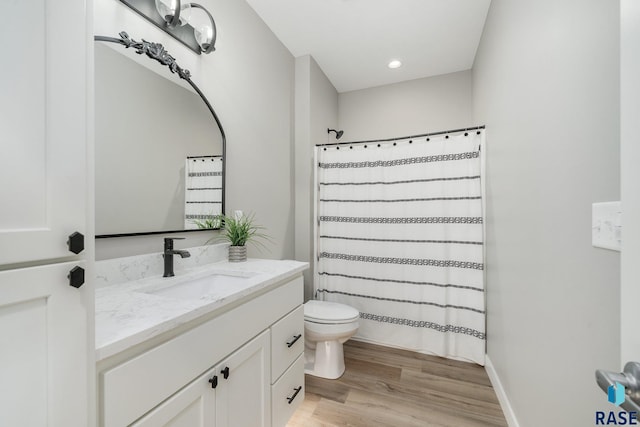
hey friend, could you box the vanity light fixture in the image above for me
[119,0,217,54]
[388,59,402,69]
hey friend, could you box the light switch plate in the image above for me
[592,201,621,251]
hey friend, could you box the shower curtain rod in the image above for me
[187,155,223,159]
[315,125,485,147]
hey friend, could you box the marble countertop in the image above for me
[95,259,307,361]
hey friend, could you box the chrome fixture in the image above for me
[595,362,640,412]
[163,237,191,277]
[328,128,344,140]
[119,0,217,54]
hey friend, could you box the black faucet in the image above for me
[163,237,191,277]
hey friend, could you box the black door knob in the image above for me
[67,232,84,254]
[221,366,230,379]
[68,266,85,288]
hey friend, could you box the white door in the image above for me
[621,0,640,365]
[0,262,88,427]
[216,331,271,427]
[0,0,87,264]
[132,368,217,427]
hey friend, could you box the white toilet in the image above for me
[303,300,360,379]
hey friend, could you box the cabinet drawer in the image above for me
[271,305,304,382]
[271,354,304,427]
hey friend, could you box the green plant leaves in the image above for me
[207,212,272,252]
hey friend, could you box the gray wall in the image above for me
[95,0,295,260]
[472,1,620,426]
[338,70,473,142]
[294,55,339,300]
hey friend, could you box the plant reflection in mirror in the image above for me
[193,214,223,229]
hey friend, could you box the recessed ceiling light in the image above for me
[388,60,402,69]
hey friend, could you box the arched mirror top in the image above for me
[94,31,226,238]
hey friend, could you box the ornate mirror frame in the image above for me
[94,31,226,238]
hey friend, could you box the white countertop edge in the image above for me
[95,259,308,361]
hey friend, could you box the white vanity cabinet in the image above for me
[99,274,305,427]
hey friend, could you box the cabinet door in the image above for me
[216,331,271,427]
[0,0,87,265]
[0,262,88,427]
[132,368,217,427]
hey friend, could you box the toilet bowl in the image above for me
[304,300,359,379]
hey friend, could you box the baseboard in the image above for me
[349,336,483,365]
[484,354,521,427]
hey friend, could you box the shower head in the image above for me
[328,128,344,140]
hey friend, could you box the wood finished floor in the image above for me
[287,340,507,427]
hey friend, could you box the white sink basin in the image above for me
[144,273,256,300]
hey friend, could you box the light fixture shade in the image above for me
[194,24,214,51]
[190,3,217,53]
[155,0,192,27]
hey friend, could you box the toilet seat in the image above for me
[304,300,360,324]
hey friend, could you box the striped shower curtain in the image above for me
[315,131,485,365]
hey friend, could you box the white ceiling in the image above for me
[245,0,492,93]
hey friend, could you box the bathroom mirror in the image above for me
[94,32,225,237]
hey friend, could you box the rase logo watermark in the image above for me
[596,382,638,425]
[610,383,627,407]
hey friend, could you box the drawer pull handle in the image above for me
[287,386,302,404]
[221,366,230,379]
[208,375,218,389]
[286,334,302,348]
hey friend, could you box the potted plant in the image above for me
[219,212,271,262]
